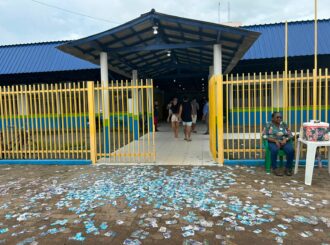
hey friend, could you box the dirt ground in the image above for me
[0,164,329,245]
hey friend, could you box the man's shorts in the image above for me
[171,114,179,122]
[182,121,192,126]
[192,115,197,124]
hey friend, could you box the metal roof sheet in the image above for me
[1,18,329,77]
[0,41,98,75]
[242,19,330,60]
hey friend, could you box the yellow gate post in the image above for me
[87,81,97,164]
[216,75,224,165]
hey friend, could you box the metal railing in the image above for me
[0,83,90,160]
[0,81,156,163]
[92,80,155,163]
[209,69,329,163]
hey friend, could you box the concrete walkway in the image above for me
[97,123,216,165]
[154,123,215,165]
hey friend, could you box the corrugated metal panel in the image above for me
[1,19,329,76]
[242,19,330,60]
[0,41,99,75]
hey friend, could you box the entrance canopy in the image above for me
[58,9,260,79]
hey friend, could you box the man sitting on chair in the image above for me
[262,112,294,176]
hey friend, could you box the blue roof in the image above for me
[0,41,99,75]
[242,19,330,60]
[0,19,329,76]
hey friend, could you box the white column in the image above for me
[273,82,284,108]
[229,85,233,109]
[100,52,109,119]
[208,66,214,80]
[94,90,101,114]
[213,44,222,75]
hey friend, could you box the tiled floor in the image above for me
[97,123,216,165]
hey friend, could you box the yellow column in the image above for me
[284,21,288,122]
[313,0,318,119]
[216,75,224,165]
[213,44,224,165]
[87,81,97,164]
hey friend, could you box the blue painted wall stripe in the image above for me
[0,160,91,165]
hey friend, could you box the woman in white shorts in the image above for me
[180,96,193,141]
[170,98,180,138]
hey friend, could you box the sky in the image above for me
[0,0,329,45]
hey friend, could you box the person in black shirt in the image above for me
[179,96,193,141]
[170,97,180,138]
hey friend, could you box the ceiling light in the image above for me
[202,83,204,86]
[201,78,204,81]
[183,88,185,90]
[173,79,176,83]
[179,84,181,87]
[167,50,171,57]
[152,26,158,35]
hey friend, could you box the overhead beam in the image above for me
[106,41,215,53]
[154,72,208,79]
[139,62,209,74]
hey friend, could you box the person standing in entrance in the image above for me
[154,101,159,132]
[166,100,173,123]
[170,97,180,138]
[191,98,199,133]
[202,98,209,135]
[179,96,193,141]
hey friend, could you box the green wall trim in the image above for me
[231,106,330,113]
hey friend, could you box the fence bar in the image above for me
[318,68,322,120]
[73,83,79,159]
[259,73,262,157]
[68,83,74,159]
[83,82,88,160]
[126,80,131,162]
[225,74,229,159]
[0,87,5,159]
[51,84,57,159]
[78,83,83,159]
[136,80,140,163]
[288,71,292,126]
[151,80,156,162]
[101,82,106,159]
[121,80,126,162]
[242,74,246,159]
[236,74,240,159]
[307,70,310,120]
[141,80,145,160]
[326,68,329,123]
[111,80,116,161]
[116,80,121,162]
[87,81,97,164]
[294,70,298,148]
[248,73,252,159]
[230,74,234,160]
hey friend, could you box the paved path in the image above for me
[97,123,216,165]
[153,123,215,165]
